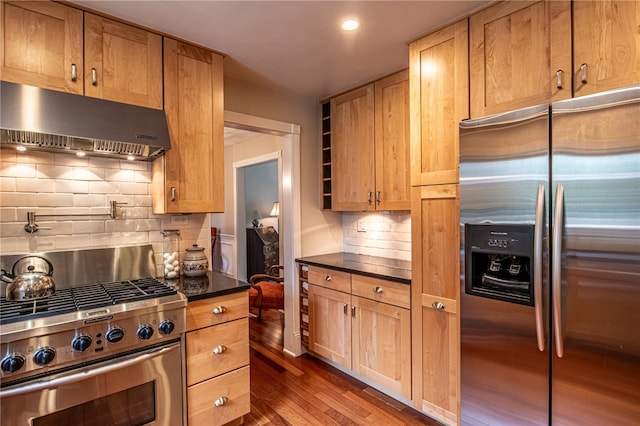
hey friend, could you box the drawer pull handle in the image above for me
[556,70,563,90]
[324,275,332,281]
[432,302,445,310]
[374,286,383,294]
[213,345,227,355]
[212,306,227,315]
[343,304,348,315]
[214,396,228,407]
[71,64,77,82]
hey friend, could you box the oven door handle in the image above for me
[0,344,179,398]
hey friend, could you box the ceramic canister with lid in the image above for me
[182,244,208,277]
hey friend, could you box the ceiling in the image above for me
[70,0,491,102]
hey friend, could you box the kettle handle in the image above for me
[11,256,54,276]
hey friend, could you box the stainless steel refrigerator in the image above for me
[459,85,640,425]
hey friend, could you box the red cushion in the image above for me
[258,282,284,309]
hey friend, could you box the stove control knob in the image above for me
[1,354,26,374]
[158,320,175,335]
[106,327,125,343]
[33,347,56,366]
[72,335,92,352]
[137,325,154,340]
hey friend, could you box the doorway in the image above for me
[213,110,302,357]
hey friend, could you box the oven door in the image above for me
[0,342,183,425]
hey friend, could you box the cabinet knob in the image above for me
[432,301,445,310]
[212,306,227,315]
[324,275,332,281]
[214,396,228,407]
[212,345,227,355]
[374,286,383,294]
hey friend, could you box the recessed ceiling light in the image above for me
[76,150,86,157]
[16,146,27,152]
[127,155,136,161]
[342,19,359,31]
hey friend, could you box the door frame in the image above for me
[225,110,303,356]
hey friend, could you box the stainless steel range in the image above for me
[0,245,187,425]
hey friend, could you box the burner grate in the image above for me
[0,278,177,325]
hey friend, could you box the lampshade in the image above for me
[269,201,280,217]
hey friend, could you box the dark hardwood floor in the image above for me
[246,309,443,425]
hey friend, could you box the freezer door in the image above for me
[551,85,640,425]
[459,104,550,425]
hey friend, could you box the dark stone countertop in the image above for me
[162,271,250,302]
[295,252,411,284]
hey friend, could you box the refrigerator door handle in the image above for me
[552,184,565,358]
[534,183,545,352]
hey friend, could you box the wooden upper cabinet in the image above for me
[153,38,224,214]
[0,1,83,94]
[331,70,410,211]
[572,0,640,97]
[331,84,375,211]
[409,19,468,186]
[84,13,162,109]
[469,0,572,117]
[374,70,411,211]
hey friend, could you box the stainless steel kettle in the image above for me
[2,256,56,301]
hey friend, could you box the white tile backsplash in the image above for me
[0,148,211,277]
[341,211,411,262]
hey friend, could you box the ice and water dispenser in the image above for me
[464,224,535,306]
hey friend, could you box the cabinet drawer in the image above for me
[351,275,410,309]
[308,266,351,293]
[187,291,248,331]
[186,318,249,386]
[187,366,250,426]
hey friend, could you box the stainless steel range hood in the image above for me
[0,81,170,161]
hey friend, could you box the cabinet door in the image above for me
[573,0,640,97]
[409,19,468,186]
[1,1,83,94]
[84,13,162,109]
[469,1,571,117]
[352,295,411,399]
[154,38,224,214]
[410,185,459,425]
[374,70,411,210]
[331,84,375,211]
[308,284,351,368]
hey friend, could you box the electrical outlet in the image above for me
[357,220,367,232]
[171,215,189,226]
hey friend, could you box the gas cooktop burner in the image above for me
[0,278,177,325]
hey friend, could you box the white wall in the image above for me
[0,148,211,276]
[341,211,411,261]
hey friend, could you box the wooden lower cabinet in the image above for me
[187,367,250,426]
[306,266,412,400]
[185,291,250,426]
[351,295,411,398]
[411,185,460,426]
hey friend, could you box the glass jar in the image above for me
[182,244,208,277]
[161,230,180,279]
